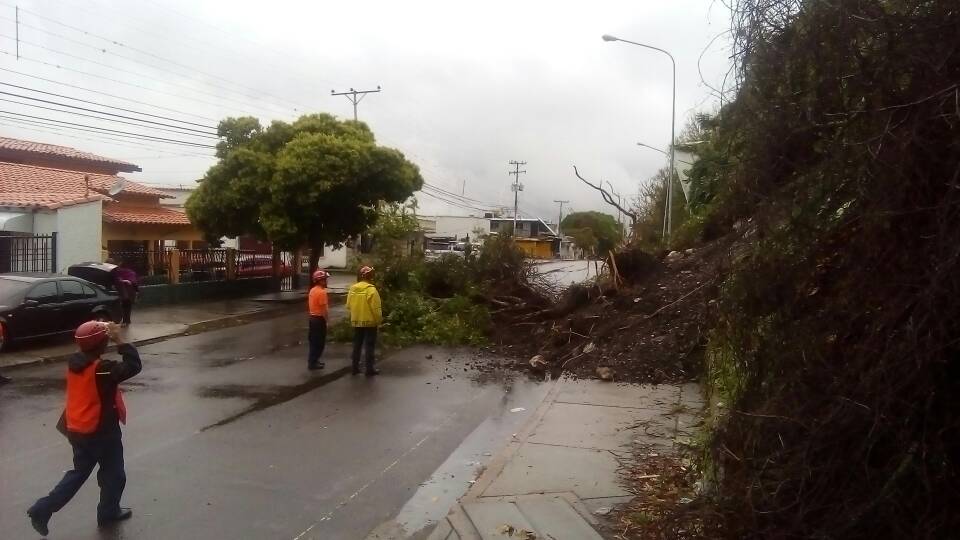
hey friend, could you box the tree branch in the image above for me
[573,166,638,223]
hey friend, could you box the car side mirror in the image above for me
[23,299,40,307]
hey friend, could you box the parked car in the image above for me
[0,274,121,352]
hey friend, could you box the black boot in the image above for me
[27,509,49,536]
[0,374,11,385]
[98,507,133,527]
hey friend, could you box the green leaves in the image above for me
[561,211,622,255]
[186,113,424,250]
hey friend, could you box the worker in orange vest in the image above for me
[307,269,330,370]
[27,321,142,536]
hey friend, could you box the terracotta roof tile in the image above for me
[0,192,107,210]
[0,162,171,210]
[0,136,140,172]
[102,205,192,225]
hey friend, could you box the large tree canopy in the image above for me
[186,114,423,251]
[561,211,622,256]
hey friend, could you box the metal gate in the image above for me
[0,233,57,273]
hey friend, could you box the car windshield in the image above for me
[0,277,31,305]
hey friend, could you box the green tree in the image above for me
[186,114,423,266]
[561,211,622,256]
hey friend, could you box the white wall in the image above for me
[32,211,56,236]
[55,200,102,273]
[315,244,348,269]
[430,216,490,240]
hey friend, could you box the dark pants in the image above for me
[308,316,327,367]
[29,434,126,520]
[352,327,378,373]
[120,300,133,325]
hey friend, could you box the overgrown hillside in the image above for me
[690,1,960,537]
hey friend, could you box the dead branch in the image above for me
[573,165,638,224]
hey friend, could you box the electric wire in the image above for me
[0,9,309,112]
[0,92,218,138]
[0,65,217,122]
[0,34,294,118]
[0,109,216,148]
[0,114,214,157]
[0,81,216,129]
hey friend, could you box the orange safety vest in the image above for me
[65,359,126,434]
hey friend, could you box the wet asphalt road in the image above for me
[0,312,548,539]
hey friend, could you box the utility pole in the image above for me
[331,86,381,121]
[15,6,19,60]
[508,161,526,236]
[553,200,569,236]
[554,199,569,259]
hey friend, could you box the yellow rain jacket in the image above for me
[346,281,383,327]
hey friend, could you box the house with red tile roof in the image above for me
[0,136,202,274]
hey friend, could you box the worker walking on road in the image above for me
[307,269,330,370]
[347,266,382,376]
[27,321,142,536]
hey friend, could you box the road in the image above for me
[0,312,548,539]
[533,260,599,288]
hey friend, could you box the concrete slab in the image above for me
[529,402,676,451]
[555,379,681,410]
[482,443,629,499]
[462,501,536,540]
[516,496,603,540]
[679,382,706,410]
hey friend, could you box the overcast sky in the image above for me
[0,0,732,221]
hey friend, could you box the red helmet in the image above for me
[359,266,374,278]
[312,270,330,283]
[75,321,109,352]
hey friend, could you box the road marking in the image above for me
[292,433,433,540]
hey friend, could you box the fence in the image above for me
[106,247,283,283]
[0,233,56,273]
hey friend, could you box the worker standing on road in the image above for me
[27,321,142,536]
[347,266,382,376]
[307,269,330,370]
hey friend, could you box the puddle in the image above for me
[198,368,351,431]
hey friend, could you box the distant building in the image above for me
[487,216,557,239]
[0,136,200,274]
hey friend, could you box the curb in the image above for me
[1,304,301,371]
[462,374,565,502]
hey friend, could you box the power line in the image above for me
[0,66,216,121]
[49,0,344,92]
[135,0,343,90]
[0,110,216,148]
[422,182,499,206]
[0,92,218,138]
[0,8,310,113]
[0,81,215,130]
[0,34,293,118]
[0,115,213,157]
[418,189,493,213]
[0,50,255,119]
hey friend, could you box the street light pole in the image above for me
[602,34,676,244]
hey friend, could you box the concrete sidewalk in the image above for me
[423,377,704,540]
[0,293,315,369]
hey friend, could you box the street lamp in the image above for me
[603,34,676,243]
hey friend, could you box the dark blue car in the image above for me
[0,274,120,352]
